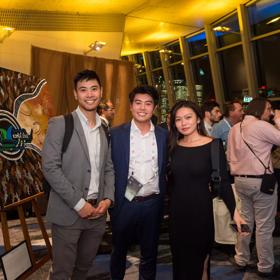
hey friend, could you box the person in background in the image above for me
[212,100,244,149]
[97,100,115,137]
[42,69,114,280]
[227,97,280,277]
[201,100,222,136]
[110,85,168,280]
[168,100,246,280]
[159,111,171,131]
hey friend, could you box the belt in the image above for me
[132,193,159,202]
[86,198,98,206]
[235,175,263,178]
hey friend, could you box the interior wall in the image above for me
[0,31,123,75]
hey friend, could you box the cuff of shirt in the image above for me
[74,198,86,212]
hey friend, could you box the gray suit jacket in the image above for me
[42,111,114,226]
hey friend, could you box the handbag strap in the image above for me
[211,139,221,196]
[240,122,271,172]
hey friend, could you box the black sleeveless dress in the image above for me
[169,141,235,280]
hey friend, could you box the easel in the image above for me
[0,193,52,279]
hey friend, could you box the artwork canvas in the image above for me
[0,68,55,208]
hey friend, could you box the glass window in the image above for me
[191,55,215,105]
[163,41,182,64]
[136,74,148,86]
[248,0,280,37]
[169,64,188,100]
[213,13,241,48]
[133,53,146,75]
[186,32,207,56]
[149,50,162,69]
[253,33,280,98]
[134,53,145,66]
[219,46,247,101]
[152,69,168,122]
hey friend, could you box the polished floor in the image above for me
[0,216,280,280]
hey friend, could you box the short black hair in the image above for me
[73,69,101,90]
[245,97,269,119]
[129,85,159,106]
[201,100,220,116]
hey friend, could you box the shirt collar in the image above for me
[76,106,101,129]
[100,116,109,126]
[131,119,155,135]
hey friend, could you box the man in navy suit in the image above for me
[110,85,168,280]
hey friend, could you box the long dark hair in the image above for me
[245,97,269,119]
[169,100,206,154]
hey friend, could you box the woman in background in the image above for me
[168,100,246,280]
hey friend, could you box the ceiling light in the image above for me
[267,17,280,24]
[84,41,106,55]
[0,26,15,43]
[213,26,231,32]
[159,49,173,54]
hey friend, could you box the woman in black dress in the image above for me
[168,100,246,280]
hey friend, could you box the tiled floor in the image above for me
[1,217,280,279]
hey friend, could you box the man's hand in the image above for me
[95,199,111,215]
[78,202,95,218]
[233,209,250,236]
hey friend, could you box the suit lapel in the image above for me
[123,123,131,176]
[99,126,106,171]
[155,127,163,175]
[72,111,90,163]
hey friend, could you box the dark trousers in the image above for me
[50,216,106,280]
[110,196,162,280]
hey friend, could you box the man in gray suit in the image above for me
[42,69,114,280]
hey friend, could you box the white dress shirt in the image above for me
[74,107,101,211]
[128,120,159,196]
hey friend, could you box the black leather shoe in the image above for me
[257,266,280,278]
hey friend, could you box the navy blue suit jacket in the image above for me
[110,122,168,217]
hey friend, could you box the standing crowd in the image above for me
[42,69,280,280]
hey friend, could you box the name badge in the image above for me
[125,175,143,201]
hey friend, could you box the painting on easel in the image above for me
[0,67,55,209]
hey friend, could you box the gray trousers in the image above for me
[50,215,106,280]
[234,177,277,273]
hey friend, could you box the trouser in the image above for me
[234,177,277,273]
[110,196,162,280]
[50,215,106,280]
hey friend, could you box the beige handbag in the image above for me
[213,185,240,244]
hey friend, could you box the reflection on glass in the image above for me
[186,32,207,56]
[136,74,148,86]
[150,51,162,69]
[191,56,215,105]
[219,46,247,101]
[213,13,241,48]
[162,41,182,64]
[248,0,280,36]
[253,33,280,97]
[152,69,168,122]
[169,64,188,100]
[134,53,146,75]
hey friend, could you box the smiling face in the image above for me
[175,106,200,137]
[130,93,156,125]
[74,79,102,115]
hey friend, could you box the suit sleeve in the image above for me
[42,117,83,208]
[218,140,236,218]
